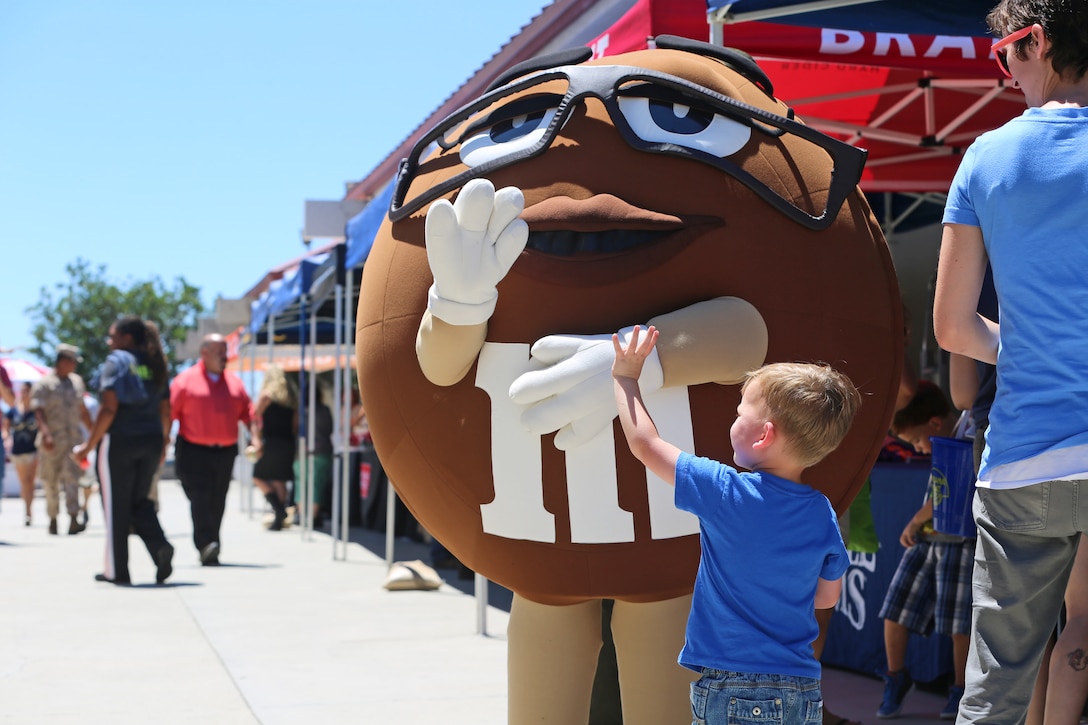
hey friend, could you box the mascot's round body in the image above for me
[357,37,901,725]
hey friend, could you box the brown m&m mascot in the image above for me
[357,35,902,725]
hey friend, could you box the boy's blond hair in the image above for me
[741,362,861,468]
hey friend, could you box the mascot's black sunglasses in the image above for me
[389,62,867,231]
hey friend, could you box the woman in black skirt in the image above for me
[247,365,297,530]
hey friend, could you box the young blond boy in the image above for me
[612,325,860,725]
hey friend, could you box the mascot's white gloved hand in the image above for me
[425,178,529,326]
[509,327,664,450]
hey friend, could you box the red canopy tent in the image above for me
[0,358,50,386]
[587,0,1025,195]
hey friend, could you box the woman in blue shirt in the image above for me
[73,316,174,586]
[933,1,1088,721]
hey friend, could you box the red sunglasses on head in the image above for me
[992,26,1034,77]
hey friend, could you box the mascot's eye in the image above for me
[617,97,751,158]
[460,106,561,168]
[490,111,549,142]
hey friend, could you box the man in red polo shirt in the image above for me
[170,334,251,565]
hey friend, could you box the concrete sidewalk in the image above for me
[0,479,948,724]
[0,479,510,724]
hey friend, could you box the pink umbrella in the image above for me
[0,357,51,385]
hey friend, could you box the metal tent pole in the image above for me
[304,303,318,541]
[296,294,309,542]
[385,479,396,569]
[331,244,349,560]
[475,573,490,635]
[338,269,354,560]
[246,333,257,516]
[339,272,352,557]
[331,263,343,557]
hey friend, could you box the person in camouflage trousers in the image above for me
[31,344,92,535]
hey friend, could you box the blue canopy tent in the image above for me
[289,182,393,553]
[286,253,328,539]
[337,182,394,554]
[239,253,329,524]
[249,278,282,337]
[260,253,338,535]
[345,181,394,270]
[248,254,330,342]
[274,254,328,323]
[244,185,393,546]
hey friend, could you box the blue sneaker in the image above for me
[940,686,965,720]
[876,669,913,718]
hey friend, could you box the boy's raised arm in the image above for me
[612,326,682,486]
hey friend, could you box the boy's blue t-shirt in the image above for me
[674,451,848,678]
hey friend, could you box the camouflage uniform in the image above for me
[31,371,87,520]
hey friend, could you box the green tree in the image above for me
[26,258,205,380]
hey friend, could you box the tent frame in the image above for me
[696,1,1025,199]
[708,0,884,32]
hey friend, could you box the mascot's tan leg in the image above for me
[508,594,602,725]
[611,595,697,725]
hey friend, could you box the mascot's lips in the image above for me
[521,194,719,257]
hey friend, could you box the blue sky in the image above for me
[0,0,550,356]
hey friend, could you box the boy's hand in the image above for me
[612,325,659,380]
[899,519,924,548]
[509,326,662,450]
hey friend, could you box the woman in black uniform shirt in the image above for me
[74,316,173,585]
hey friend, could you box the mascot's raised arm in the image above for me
[358,35,902,725]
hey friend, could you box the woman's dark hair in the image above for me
[114,315,167,388]
[988,0,1088,81]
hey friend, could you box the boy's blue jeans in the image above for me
[690,669,823,725]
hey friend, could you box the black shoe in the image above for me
[268,512,286,531]
[199,541,220,566]
[69,517,86,535]
[94,573,132,586]
[48,518,58,535]
[155,543,174,584]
